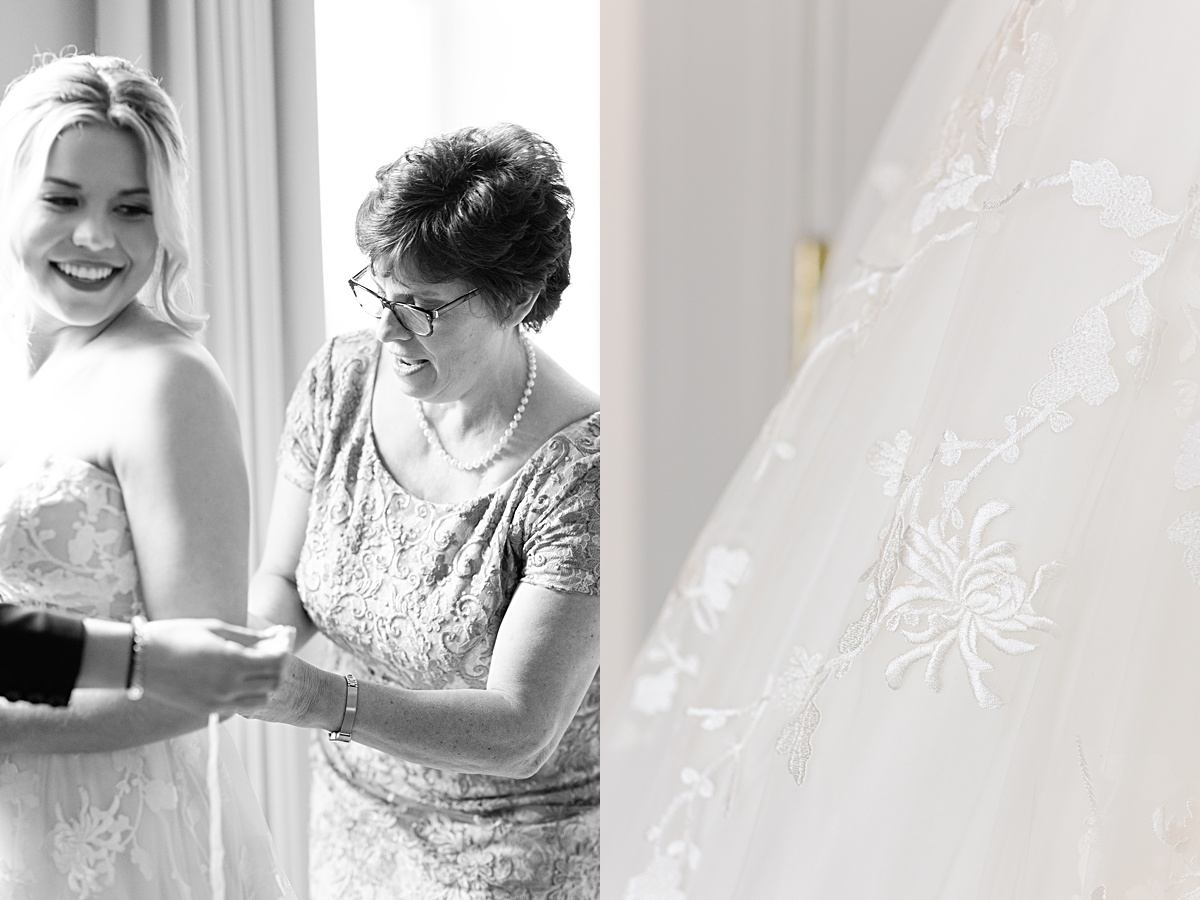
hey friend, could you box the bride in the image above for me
[0,55,293,898]
[605,0,1200,897]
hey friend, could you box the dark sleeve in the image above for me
[0,604,88,706]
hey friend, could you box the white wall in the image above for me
[601,0,953,701]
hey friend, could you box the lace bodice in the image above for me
[0,454,294,899]
[0,454,141,620]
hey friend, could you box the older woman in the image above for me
[248,124,599,899]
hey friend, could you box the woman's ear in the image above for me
[507,291,539,326]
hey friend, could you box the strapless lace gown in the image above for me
[0,454,295,900]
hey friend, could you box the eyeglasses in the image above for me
[348,265,479,336]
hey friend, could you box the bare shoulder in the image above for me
[98,309,240,462]
[105,311,230,404]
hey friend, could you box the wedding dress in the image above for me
[0,454,295,900]
[604,0,1200,897]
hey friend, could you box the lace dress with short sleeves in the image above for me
[0,454,295,900]
[278,331,600,900]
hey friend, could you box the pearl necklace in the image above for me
[414,330,537,472]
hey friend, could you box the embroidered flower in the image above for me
[868,430,913,497]
[129,845,155,882]
[0,760,40,810]
[631,632,701,716]
[112,749,145,778]
[912,155,992,232]
[632,667,683,715]
[1154,801,1199,851]
[1124,800,1200,900]
[66,522,99,567]
[51,790,132,899]
[995,31,1057,130]
[683,546,751,634]
[880,500,1058,708]
[624,854,688,900]
[774,646,828,784]
[143,780,178,813]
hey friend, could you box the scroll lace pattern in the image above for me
[623,0,1200,892]
[283,335,600,898]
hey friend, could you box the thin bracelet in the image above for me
[328,674,359,743]
[126,615,148,702]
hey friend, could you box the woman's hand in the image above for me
[140,620,294,714]
[239,651,344,732]
[282,584,600,778]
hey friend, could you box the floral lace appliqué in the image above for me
[630,546,751,715]
[1070,159,1179,239]
[880,500,1058,707]
[623,1,1200,894]
[51,789,133,899]
[0,458,292,899]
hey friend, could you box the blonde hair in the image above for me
[0,53,202,333]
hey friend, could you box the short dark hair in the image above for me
[355,123,573,331]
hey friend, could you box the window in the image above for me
[314,0,599,391]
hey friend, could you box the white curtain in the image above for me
[95,2,325,896]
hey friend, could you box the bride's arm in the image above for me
[0,341,250,753]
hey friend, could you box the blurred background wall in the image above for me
[601,0,953,712]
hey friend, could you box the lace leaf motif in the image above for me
[912,154,992,233]
[1030,305,1119,408]
[1070,159,1179,239]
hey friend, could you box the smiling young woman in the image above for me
[0,54,295,899]
[13,126,158,338]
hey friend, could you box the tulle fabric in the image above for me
[604,1,1200,898]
